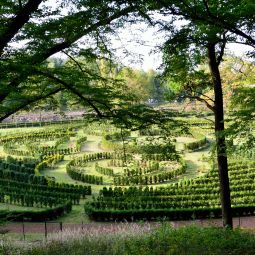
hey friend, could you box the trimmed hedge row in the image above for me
[113,161,186,185]
[95,163,114,176]
[0,129,75,144]
[184,133,207,151]
[66,166,103,185]
[0,119,85,129]
[75,136,87,151]
[35,154,64,175]
[86,160,255,221]
[85,204,255,221]
[0,201,72,221]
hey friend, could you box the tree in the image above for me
[116,67,164,103]
[225,56,255,149]
[1,0,254,228]
[142,0,255,48]
[124,0,254,229]
[220,55,255,108]
[0,0,136,121]
[160,20,234,227]
[0,1,175,131]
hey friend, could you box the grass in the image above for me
[55,201,91,224]
[4,224,255,255]
[1,232,45,243]
[41,160,78,184]
[0,203,42,212]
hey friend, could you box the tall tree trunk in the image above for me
[208,43,233,228]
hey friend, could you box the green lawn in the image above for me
[0,203,42,212]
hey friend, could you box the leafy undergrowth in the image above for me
[4,224,255,255]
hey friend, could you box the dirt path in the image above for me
[3,215,255,234]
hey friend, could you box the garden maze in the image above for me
[0,118,254,222]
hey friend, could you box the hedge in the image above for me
[0,201,72,222]
[85,204,255,222]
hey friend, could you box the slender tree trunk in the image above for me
[208,43,233,228]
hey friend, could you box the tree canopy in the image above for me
[0,0,134,121]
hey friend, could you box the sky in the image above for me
[111,23,253,71]
[44,1,253,72]
[111,23,164,71]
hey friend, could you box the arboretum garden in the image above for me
[1,0,255,253]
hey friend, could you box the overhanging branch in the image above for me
[0,86,64,122]
[187,95,215,112]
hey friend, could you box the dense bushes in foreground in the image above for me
[7,225,255,255]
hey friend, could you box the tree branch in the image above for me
[198,1,255,46]
[18,0,23,9]
[187,95,215,112]
[2,6,134,105]
[202,0,211,16]
[37,6,134,61]
[0,87,64,122]
[36,70,107,118]
[194,91,215,103]
[0,0,43,54]
[160,0,255,47]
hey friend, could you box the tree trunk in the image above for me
[208,43,233,228]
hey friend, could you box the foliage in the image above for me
[184,133,208,151]
[8,225,255,255]
[0,0,139,122]
[117,67,165,103]
[86,160,255,221]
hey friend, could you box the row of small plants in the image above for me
[0,118,85,129]
[0,201,72,221]
[0,128,75,144]
[68,149,185,186]
[96,160,161,177]
[85,159,255,221]
[85,205,255,221]
[183,132,208,151]
[1,127,79,157]
[113,160,186,186]
[0,154,91,219]
[66,152,127,184]
[0,157,35,175]
[75,136,87,151]
[28,135,88,154]
[0,178,90,199]
[34,154,64,175]
[68,152,126,166]
[101,136,180,161]
[25,135,70,153]
[95,163,114,176]
[83,121,118,136]
[3,143,79,157]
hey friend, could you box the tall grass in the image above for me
[3,224,255,255]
